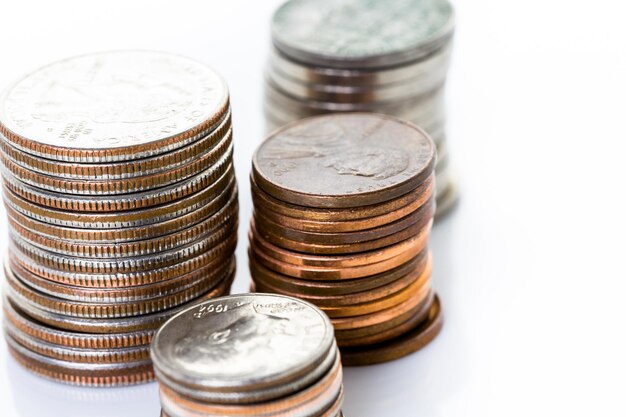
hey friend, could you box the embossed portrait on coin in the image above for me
[30,58,193,124]
[323,147,409,179]
[173,303,302,373]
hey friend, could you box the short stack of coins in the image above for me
[0,51,238,386]
[151,294,343,417]
[265,0,458,218]
[249,113,442,366]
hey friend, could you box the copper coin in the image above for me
[340,295,443,366]
[336,292,435,348]
[253,176,434,232]
[249,232,426,280]
[253,196,433,245]
[0,112,232,180]
[254,214,433,255]
[249,251,428,297]
[252,113,435,208]
[250,173,433,222]
[249,222,429,269]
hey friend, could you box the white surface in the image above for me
[0,1,625,416]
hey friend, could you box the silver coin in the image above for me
[272,0,454,69]
[2,166,236,229]
[0,51,229,162]
[268,43,452,87]
[151,293,335,393]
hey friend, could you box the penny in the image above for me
[340,295,443,365]
[249,251,428,297]
[252,113,435,208]
[0,112,232,180]
[250,225,429,269]
[253,214,432,255]
[0,51,230,163]
[251,173,433,222]
[253,196,433,245]
[272,0,455,69]
[252,176,433,232]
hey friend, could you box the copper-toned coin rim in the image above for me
[0,131,233,196]
[0,112,232,179]
[340,295,443,366]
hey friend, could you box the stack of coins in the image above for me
[249,114,442,366]
[265,0,458,218]
[0,51,238,386]
[151,294,343,417]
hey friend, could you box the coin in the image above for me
[151,293,344,416]
[253,113,435,208]
[0,51,230,162]
[271,0,455,69]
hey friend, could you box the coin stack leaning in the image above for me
[249,114,442,366]
[0,51,238,386]
[265,0,457,218]
[151,293,343,417]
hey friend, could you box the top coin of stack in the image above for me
[249,113,442,366]
[0,51,238,386]
[151,293,343,417]
[265,0,458,218]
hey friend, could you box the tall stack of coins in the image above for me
[0,51,238,386]
[151,294,343,417]
[265,0,457,218]
[249,114,442,366]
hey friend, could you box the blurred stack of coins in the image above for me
[0,51,238,386]
[152,294,343,417]
[249,114,442,366]
[265,0,458,218]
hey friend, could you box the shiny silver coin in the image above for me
[0,51,230,163]
[151,293,335,394]
[2,167,236,229]
[268,43,452,87]
[272,0,454,69]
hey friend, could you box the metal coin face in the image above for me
[0,51,229,161]
[151,293,334,391]
[253,113,435,208]
[272,0,454,68]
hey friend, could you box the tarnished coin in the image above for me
[253,113,435,208]
[272,0,455,69]
[0,51,230,162]
[151,293,335,395]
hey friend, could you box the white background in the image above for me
[0,0,625,416]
